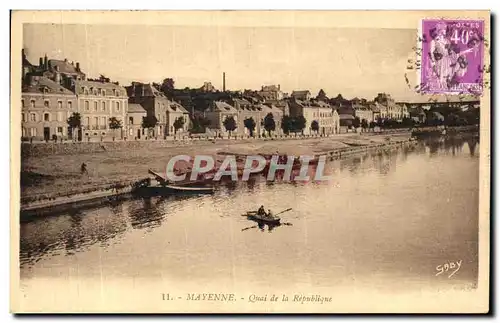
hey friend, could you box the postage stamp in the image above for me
[420,19,485,95]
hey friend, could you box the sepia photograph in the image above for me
[10,10,490,313]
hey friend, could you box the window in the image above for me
[30,100,35,108]
[21,99,24,108]
[113,89,116,96]
[101,89,106,96]
[85,117,90,126]
[93,89,98,96]
[101,117,106,128]
[44,101,49,108]
[58,101,62,109]
[84,88,89,95]
[57,127,63,134]
[44,113,50,121]
[102,101,106,111]
[129,116,134,125]
[85,101,89,111]
[94,101,98,111]
[22,128,26,137]
[30,113,36,122]
[94,117,99,128]
[57,111,64,122]
[22,113,26,122]
[68,101,72,109]
[116,102,120,111]
[30,128,37,137]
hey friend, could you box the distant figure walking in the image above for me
[81,162,88,175]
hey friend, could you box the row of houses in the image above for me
[21,50,479,141]
[21,51,190,141]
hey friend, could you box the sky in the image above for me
[23,23,424,101]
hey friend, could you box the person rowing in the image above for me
[257,205,266,216]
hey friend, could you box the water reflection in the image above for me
[422,134,479,157]
[20,205,129,267]
[241,220,293,233]
[128,197,166,230]
[20,135,480,292]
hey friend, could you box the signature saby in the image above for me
[436,260,462,278]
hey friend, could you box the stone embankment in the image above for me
[20,133,418,216]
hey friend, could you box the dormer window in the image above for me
[101,89,106,96]
[44,100,49,108]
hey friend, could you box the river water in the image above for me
[18,136,480,311]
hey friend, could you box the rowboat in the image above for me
[245,211,281,224]
[132,170,215,197]
[133,184,215,196]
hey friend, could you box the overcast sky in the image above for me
[24,23,424,101]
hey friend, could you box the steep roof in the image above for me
[291,90,311,96]
[169,101,189,114]
[48,59,81,74]
[213,101,237,113]
[126,82,166,98]
[128,103,147,114]
[22,77,75,95]
[233,98,252,106]
[76,80,127,96]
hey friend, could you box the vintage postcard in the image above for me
[10,10,490,313]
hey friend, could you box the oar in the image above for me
[274,208,292,216]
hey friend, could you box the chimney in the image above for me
[44,54,48,69]
[22,49,26,60]
[39,57,43,67]
[278,84,280,91]
[76,62,80,71]
[64,58,67,62]
[223,72,226,92]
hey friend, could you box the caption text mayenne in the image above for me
[162,293,332,304]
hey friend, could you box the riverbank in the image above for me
[20,132,416,214]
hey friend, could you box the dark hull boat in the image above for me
[132,169,215,197]
[133,184,215,197]
[244,211,281,224]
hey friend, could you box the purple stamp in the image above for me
[420,19,485,95]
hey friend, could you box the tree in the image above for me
[67,112,81,140]
[173,116,185,135]
[108,117,122,141]
[294,115,307,134]
[243,117,256,137]
[142,115,158,138]
[311,120,319,133]
[361,119,368,131]
[281,115,293,135]
[222,115,237,137]
[352,116,361,129]
[263,113,276,136]
[189,114,211,133]
[161,78,175,94]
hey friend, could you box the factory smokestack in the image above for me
[223,72,226,92]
